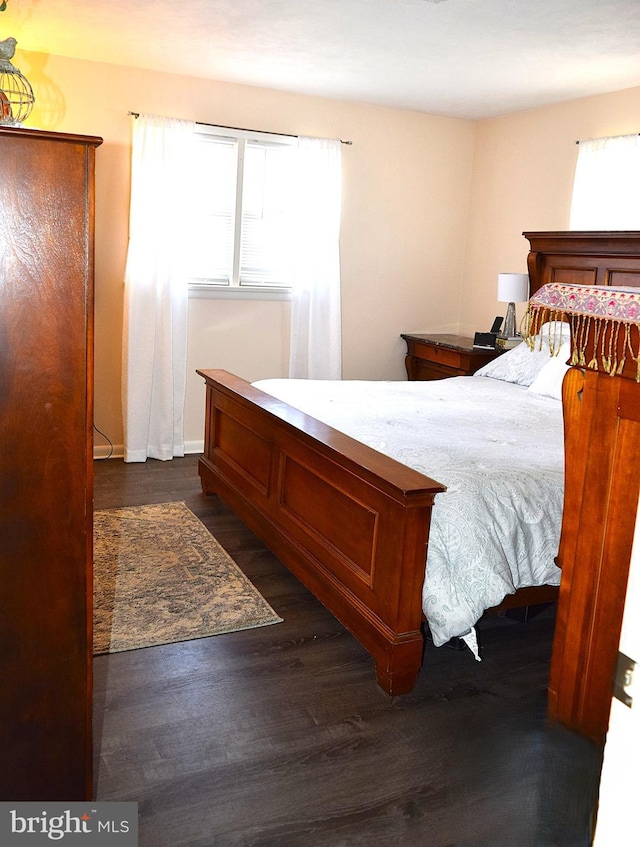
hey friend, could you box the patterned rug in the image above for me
[93,501,282,654]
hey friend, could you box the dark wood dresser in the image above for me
[401,333,502,380]
[0,127,102,799]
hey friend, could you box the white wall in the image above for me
[462,85,640,335]
[184,298,291,451]
[19,48,640,455]
[21,50,475,454]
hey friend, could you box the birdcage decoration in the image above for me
[0,37,35,126]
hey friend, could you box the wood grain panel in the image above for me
[0,128,101,800]
[608,269,640,287]
[550,265,598,286]
[278,455,378,583]
[211,404,273,496]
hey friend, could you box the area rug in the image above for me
[93,501,282,654]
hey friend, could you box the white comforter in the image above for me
[252,376,563,649]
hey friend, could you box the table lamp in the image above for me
[497,272,529,342]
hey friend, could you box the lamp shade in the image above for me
[497,272,529,304]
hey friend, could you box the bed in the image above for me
[248,369,565,659]
[198,231,640,696]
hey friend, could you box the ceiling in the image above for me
[4,0,640,120]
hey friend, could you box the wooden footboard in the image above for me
[197,369,446,695]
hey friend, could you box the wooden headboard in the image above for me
[524,230,640,294]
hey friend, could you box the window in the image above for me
[187,125,298,299]
[570,133,640,230]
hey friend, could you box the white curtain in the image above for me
[289,136,343,379]
[570,133,640,229]
[122,114,195,462]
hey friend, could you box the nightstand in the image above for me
[401,333,503,381]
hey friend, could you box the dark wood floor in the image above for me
[93,456,602,847]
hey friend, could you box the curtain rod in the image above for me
[575,132,640,144]
[127,112,352,145]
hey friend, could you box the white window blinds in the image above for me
[187,129,297,289]
[187,134,237,284]
[240,140,297,286]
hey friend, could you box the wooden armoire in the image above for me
[0,127,102,800]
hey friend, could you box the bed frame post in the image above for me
[523,229,640,743]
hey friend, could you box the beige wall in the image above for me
[18,49,640,455]
[462,85,640,336]
[21,50,475,455]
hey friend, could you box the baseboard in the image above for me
[93,442,204,460]
[185,440,204,455]
[94,443,124,460]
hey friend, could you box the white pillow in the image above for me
[527,342,571,400]
[475,321,570,388]
[538,320,571,350]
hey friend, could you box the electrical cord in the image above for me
[93,422,114,460]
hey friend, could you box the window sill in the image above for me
[188,283,292,301]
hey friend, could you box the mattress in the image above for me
[252,375,564,649]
